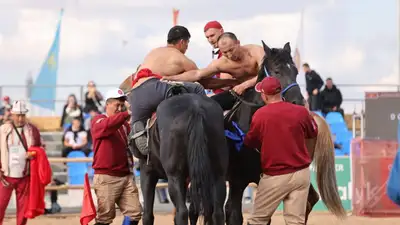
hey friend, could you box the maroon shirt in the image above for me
[91,111,132,177]
[244,102,318,176]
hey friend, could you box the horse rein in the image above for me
[263,65,299,99]
[228,66,299,107]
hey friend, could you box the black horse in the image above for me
[132,92,229,225]
[185,41,309,225]
[221,41,347,225]
[223,41,316,225]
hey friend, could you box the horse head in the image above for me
[259,41,305,106]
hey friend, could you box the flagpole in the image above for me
[300,7,305,62]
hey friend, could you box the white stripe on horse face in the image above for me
[263,66,270,77]
[287,63,291,70]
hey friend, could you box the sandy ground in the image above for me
[3,212,400,225]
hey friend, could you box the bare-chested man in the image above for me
[163,32,265,111]
[125,25,237,155]
[203,21,234,95]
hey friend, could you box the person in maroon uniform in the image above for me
[203,21,233,95]
[91,88,141,225]
[244,77,318,225]
[0,101,42,225]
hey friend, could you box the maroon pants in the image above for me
[0,176,29,225]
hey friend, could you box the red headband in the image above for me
[204,21,223,32]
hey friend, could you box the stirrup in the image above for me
[132,121,150,155]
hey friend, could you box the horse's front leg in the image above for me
[225,180,247,225]
[168,176,189,225]
[140,168,159,225]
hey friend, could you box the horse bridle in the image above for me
[229,65,299,107]
[263,65,299,98]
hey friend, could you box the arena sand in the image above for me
[3,212,399,225]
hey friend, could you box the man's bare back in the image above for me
[119,46,197,92]
[163,33,265,95]
[139,47,193,77]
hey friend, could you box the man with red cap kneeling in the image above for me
[244,77,318,225]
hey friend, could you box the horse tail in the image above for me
[186,106,214,223]
[313,114,347,219]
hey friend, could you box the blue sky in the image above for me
[0,0,398,114]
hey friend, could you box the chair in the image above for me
[312,111,323,117]
[67,151,87,185]
[329,123,348,135]
[326,112,345,124]
[334,130,352,156]
[87,151,94,179]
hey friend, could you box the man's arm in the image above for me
[163,59,222,82]
[313,71,324,90]
[301,109,318,139]
[244,112,262,150]
[336,89,343,107]
[199,77,239,89]
[91,112,130,139]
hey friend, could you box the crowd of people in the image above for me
[303,63,344,117]
[0,20,349,225]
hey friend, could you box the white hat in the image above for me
[11,100,29,114]
[105,88,126,101]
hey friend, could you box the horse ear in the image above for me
[261,40,271,56]
[283,42,291,53]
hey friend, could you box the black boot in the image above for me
[131,120,149,155]
[130,221,139,225]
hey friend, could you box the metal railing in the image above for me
[1,83,398,116]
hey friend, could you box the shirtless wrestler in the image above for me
[203,21,234,95]
[162,32,264,111]
[126,25,237,155]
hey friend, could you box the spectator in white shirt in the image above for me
[61,117,90,157]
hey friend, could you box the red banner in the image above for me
[173,8,179,26]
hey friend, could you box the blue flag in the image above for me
[30,9,63,111]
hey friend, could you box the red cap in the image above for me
[255,77,282,95]
[204,21,223,32]
[2,96,10,101]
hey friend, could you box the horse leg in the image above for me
[305,184,319,224]
[168,176,188,225]
[188,202,199,225]
[211,176,226,225]
[140,171,159,225]
[188,184,199,225]
[225,180,247,225]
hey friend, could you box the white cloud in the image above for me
[0,9,128,61]
[360,64,399,92]
[330,45,365,72]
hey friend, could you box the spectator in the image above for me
[60,94,84,130]
[84,108,99,148]
[44,178,63,215]
[320,78,344,117]
[303,63,324,111]
[0,96,11,116]
[83,81,103,113]
[0,107,11,126]
[62,117,90,157]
